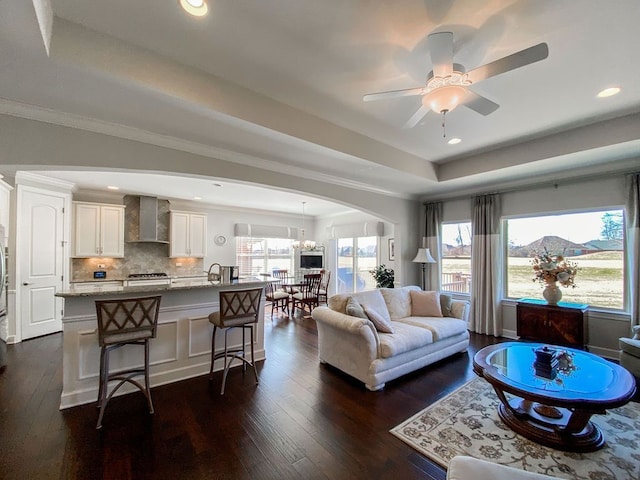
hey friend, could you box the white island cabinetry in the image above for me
[170,210,207,258]
[56,278,267,409]
[73,202,125,258]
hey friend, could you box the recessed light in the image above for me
[179,0,208,17]
[597,87,621,98]
[193,196,202,200]
[107,186,119,190]
[447,138,462,145]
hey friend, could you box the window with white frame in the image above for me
[336,236,377,293]
[441,222,472,294]
[505,209,624,309]
[236,237,294,276]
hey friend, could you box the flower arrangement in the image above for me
[531,248,578,288]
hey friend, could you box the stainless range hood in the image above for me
[124,195,170,244]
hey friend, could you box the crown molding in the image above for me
[15,171,76,190]
[0,98,411,199]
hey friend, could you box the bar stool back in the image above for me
[209,287,263,394]
[95,295,161,429]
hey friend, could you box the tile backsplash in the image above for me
[71,242,204,281]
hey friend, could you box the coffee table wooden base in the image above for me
[497,396,605,452]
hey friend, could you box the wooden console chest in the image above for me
[516,298,588,349]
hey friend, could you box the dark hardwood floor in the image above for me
[0,313,503,480]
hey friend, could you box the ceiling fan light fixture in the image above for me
[423,85,467,113]
[179,0,208,17]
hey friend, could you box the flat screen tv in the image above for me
[300,254,323,269]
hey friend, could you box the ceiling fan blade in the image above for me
[403,105,430,129]
[462,90,499,116]
[363,86,426,102]
[429,31,454,77]
[466,43,549,84]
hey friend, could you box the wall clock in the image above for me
[214,234,227,246]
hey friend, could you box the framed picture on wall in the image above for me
[388,238,395,261]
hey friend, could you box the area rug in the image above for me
[390,377,640,480]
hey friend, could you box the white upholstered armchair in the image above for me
[619,325,640,377]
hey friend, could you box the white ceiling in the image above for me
[1,0,639,214]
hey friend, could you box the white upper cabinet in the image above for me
[73,202,125,258]
[170,211,207,258]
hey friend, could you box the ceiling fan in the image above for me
[363,32,549,130]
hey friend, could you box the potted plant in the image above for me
[370,264,394,288]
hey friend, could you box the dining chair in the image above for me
[94,295,162,429]
[208,288,263,394]
[265,281,290,319]
[291,273,322,316]
[318,269,331,305]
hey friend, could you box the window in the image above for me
[336,236,377,293]
[505,210,624,309]
[441,222,472,294]
[236,237,294,276]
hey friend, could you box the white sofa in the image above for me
[311,285,470,391]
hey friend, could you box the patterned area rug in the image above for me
[390,377,640,480]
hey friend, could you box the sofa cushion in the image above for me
[378,322,434,358]
[380,286,420,319]
[363,304,394,333]
[440,293,453,317]
[348,289,392,324]
[397,317,468,341]
[410,290,443,317]
[345,296,368,319]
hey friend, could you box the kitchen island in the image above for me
[56,277,269,409]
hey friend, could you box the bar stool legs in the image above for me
[209,323,258,395]
[96,339,154,429]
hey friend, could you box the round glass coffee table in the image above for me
[473,342,636,452]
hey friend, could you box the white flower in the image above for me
[540,261,556,271]
[557,272,569,282]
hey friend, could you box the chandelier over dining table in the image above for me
[292,201,316,249]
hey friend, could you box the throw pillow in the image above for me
[410,290,443,317]
[440,293,453,317]
[345,297,368,319]
[362,304,395,333]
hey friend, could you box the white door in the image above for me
[19,188,66,339]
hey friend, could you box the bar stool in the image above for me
[209,288,263,395]
[95,295,161,429]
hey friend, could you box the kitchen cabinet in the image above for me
[516,298,588,349]
[73,202,125,258]
[170,211,207,258]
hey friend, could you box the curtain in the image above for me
[424,202,442,291]
[626,173,640,328]
[469,194,503,336]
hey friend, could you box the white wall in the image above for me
[439,175,631,358]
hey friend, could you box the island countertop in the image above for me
[56,276,268,297]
